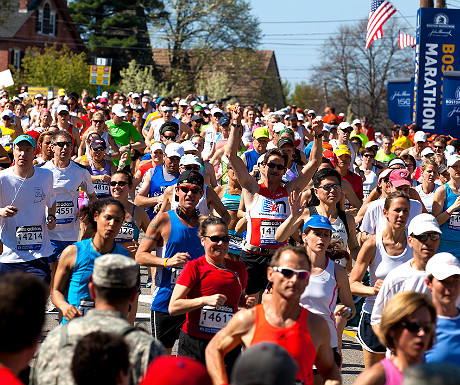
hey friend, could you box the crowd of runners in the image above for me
[1,86,460,385]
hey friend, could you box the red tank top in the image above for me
[251,304,316,385]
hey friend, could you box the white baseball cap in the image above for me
[132,93,140,99]
[447,155,460,167]
[426,252,460,281]
[179,99,188,106]
[273,122,286,133]
[180,154,201,167]
[112,104,127,117]
[322,124,331,133]
[164,142,184,158]
[101,91,109,98]
[297,114,304,121]
[142,97,150,103]
[365,141,378,148]
[1,109,13,119]
[210,107,224,116]
[143,90,151,95]
[421,147,435,157]
[150,142,165,153]
[352,119,361,126]
[34,93,44,99]
[414,131,427,143]
[338,122,352,130]
[307,110,316,115]
[181,140,198,153]
[408,213,442,236]
[57,105,69,114]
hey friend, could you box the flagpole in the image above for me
[397,9,417,33]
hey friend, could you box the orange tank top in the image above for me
[251,304,316,385]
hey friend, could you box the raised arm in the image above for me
[275,191,308,242]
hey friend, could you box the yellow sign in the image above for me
[28,87,60,99]
[89,65,111,86]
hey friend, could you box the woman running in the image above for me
[359,147,379,199]
[415,158,439,214]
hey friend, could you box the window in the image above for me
[12,49,22,69]
[36,2,56,36]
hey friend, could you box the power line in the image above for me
[258,15,416,24]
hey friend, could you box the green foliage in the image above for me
[282,80,292,101]
[287,81,324,112]
[118,60,171,95]
[20,44,95,94]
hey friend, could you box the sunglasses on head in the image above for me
[320,183,341,192]
[176,185,202,194]
[411,233,440,242]
[110,181,128,187]
[93,120,104,124]
[400,321,434,334]
[54,141,72,148]
[203,235,230,243]
[272,267,309,280]
[266,162,286,170]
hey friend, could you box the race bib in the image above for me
[199,305,234,334]
[115,222,134,242]
[344,199,351,211]
[56,201,75,224]
[93,180,110,196]
[16,225,43,250]
[78,299,95,316]
[170,267,183,285]
[449,211,460,231]
[229,232,243,252]
[260,219,281,246]
[0,134,12,148]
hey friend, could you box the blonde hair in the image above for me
[379,291,436,351]
[420,158,439,173]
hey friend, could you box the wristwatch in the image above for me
[47,214,56,221]
[231,123,241,128]
[314,133,324,139]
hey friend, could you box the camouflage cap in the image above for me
[93,254,138,289]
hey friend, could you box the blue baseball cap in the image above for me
[219,116,230,126]
[13,134,36,148]
[303,215,334,233]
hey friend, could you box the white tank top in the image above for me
[171,183,210,216]
[415,183,439,214]
[300,258,338,348]
[362,231,413,313]
[361,170,378,199]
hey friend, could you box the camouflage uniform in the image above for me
[30,309,165,385]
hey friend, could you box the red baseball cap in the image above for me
[322,149,338,167]
[389,168,411,187]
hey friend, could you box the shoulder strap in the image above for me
[337,209,350,238]
[307,206,318,216]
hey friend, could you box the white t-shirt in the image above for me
[0,167,55,263]
[152,117,181,142]
[361,198,423,235]
[42,160,94,242]
[370,260,429,325]
[415,184,439,214]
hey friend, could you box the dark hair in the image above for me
[0,272,47,353]
[94,285,136,305]
[52,130,73,143]
[270,245,311,271]
[400,126,410,136]
[313,168,342,188]
[321,157,333,167]
[400,154,416,168]
[71,331,130,385]
[360,147,376,156]
[112,170,133,187]
[263,148,289,167]
[326,241,351,262]
[87,198,125,228]
[198,215,227,237]
[384,190,410,211]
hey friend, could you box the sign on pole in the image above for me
[387,78,414,125]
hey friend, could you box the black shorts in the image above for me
[151,310,185,349]
[357,311,386,354]
[240,250,272,295]
[0,258,50,284]
[178,330,240,374]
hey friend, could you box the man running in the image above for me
[205,245,342,385]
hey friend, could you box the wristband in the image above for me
[314,133,323,139]
[163,258,169,268]
[47,214,56,220]
[446,209,452,216]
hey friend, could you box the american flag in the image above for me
[366,0,397,49]
[398,32,416,49]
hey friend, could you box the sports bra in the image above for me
[115,205,140,243]
[221,185,241,212]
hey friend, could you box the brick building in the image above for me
[0,0,84,71]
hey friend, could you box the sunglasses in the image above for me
[91,147,105,152]
[177,185,202,194]
[110,181,128,187]
[184,165,200,171]
[411,233,440,242]
[40,103,46,106]
[93,120,104,124]
[266,162,286,170]
[272,267,309,280]
[401,321,434,334]
[363,154,375,158]
[163,135,176,140]
[43,140,52,145]
[433,145,445,150]
[203,235,230,243]
[54,141,72,148]
[340,129,352,134]
[320,183,341,192]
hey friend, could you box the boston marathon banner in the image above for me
[387,78,413,125]
[412,8,460,134]
[441,71,460,137]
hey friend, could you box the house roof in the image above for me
[0,12,32,38]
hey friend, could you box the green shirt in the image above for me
[107,120,143,166]
[375,150,396,164]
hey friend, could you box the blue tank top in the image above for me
[440,184,460,246]
[221,185,241,212]
[245,148,264,173]
[151,210,204,312]
[147,165,179,219]
[115,205,140,243]
[90,159,111,198]
[64,238,129,323]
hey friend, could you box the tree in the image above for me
[287,81,324,113]
[118,60,171,95]
[68,0,164,82]
[19,44,93,94]
[152,0,261,89]
[312,20,413,130]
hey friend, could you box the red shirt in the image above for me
[177,255,247,340]
[139,162,155,179]
[362,125,375,142]
[0,367,23,385]
[343,170,364,201]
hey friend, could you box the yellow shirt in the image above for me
[0,124,18,152]
[391,135,413,151]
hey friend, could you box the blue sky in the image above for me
[250,0,450,86]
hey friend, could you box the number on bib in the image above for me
[449,211,460,231]
[56,201,75,224]
[199,305,234,334]
[16,225,43,250]
[170,267,183,285]
[260,219,281,246]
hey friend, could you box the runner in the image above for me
[205,245,342,385]
[415,158,440,214]
[51,199,129,323]
[0,135,56,281]
[350,191,414,369]
[169,216,254,367]
[359,147,379,199]
[33,131,53,165]
[135,170,205,354]
[226,105,323,297]
[49,105,82,154]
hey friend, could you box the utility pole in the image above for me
[435,0,446,7]
[420,0,433,6]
